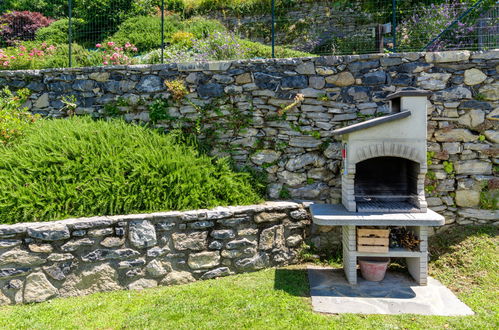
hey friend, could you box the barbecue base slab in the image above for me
[308,267,474,316]
[310,203,445,226]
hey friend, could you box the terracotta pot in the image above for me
[358,257,390,282]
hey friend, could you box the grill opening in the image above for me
[354,157,420,212]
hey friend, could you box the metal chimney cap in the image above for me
[386,89,432,100]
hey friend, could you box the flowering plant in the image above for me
[0,42,57,69]
[96,41,138,66]
[193,32,249,61]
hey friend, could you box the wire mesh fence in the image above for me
[0,0,497,70]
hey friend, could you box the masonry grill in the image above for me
[332,89,432,213]
[310,89,445,286]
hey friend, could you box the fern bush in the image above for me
[0,117,263,223]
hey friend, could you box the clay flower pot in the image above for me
[358,257,390,282]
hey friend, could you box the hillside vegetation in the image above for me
[0,117,263,223]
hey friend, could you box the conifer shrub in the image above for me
[0,117,263,223]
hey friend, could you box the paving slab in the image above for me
[308,267,474,316]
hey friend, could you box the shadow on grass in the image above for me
[273,268,310,297]
[429,225,498,262]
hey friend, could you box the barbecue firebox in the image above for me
[333,89,431,213]
[310,89,445,286]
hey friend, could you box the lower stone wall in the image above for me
[0,202,309,305]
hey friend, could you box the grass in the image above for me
[0,226,496,329]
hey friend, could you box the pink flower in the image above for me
[125,42,131,48]
[103,61,108,65]
[18,53,24,56]
[107,41,115,47]
[3,61,9,66]
[132,47,138,52]
[28,53,34,56]
[10,56,15,59]
[96,43,102,48]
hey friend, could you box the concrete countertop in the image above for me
[310,204,445,226]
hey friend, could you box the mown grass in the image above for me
[0,226,496,329]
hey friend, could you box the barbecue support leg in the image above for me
[342,225,357,285]
[406,226,428,285]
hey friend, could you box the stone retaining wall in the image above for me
[0,202,309,305]
[0,50,497,242]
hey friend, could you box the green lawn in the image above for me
[0,226,497,329]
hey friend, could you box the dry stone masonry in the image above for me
[0,202,309,305]
[0,49,497,244]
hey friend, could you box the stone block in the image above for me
[27,224,70,241]
[479,82,499,101]
[129,220,157,249]
[309,76,325,89]
[484,130,499,144]
[455,190,480,207]
[434,129,478,142]
[235,73,252,85]
[277,171,306,186]
[161,271,195,286]
[464,68,487,86]
[296,62,316,75]
[172,232,208,251]
[200,267,231,280]
[254,213,287,224]
[128,279,157,290]
[23,272,58,303]
[250,150,281,165]
[0,249,45,267]
[425,50,470,63]
[325,72,355,86]
[454,160,492,175]
[458,109,485,129]
[188,251,220,270]
[60,264,121,297]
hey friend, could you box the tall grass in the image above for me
[0,117,263,223]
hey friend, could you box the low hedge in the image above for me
[0,117,263,223]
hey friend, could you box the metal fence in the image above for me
[0,0,497,69]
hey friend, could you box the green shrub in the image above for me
[73,0,137,41]
[183,16,226,38]
[0,116,263,223]
[110,15,226,52]
[0,0,67,19]
[35,18,86,44]
[238,39,313,58]
[0,88,38,145]
[110,15,183,52]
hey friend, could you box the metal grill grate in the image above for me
[357,201,422,213]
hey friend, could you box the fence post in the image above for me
[375,24,384,53]
[271,0,275,58]
[161,0,165,64]
[68,0,73,67]
[392,0,397,52]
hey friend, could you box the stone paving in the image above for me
[308,266,474,315]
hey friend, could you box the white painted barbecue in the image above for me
[310,89,444,285]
